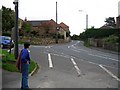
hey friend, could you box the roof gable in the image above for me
[59,22,69,28]
[59,22,69,31]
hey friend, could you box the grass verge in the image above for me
[0,49,38,74]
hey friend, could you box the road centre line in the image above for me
[43,51,119,69]
[47,52,81,76]
[70,42,118,62]
[46,51,119,79]
[71,45,89,53]
[71,58,81,76]
[99,65,120,82]
[48,53,53,68]
[77,57,119,69]
[68,46,70,48]
[70,48,81,53]
[71,46,119,63]
[71,41,115,58]
[88,54,118,62]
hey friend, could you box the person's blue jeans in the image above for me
[21,63,30,89]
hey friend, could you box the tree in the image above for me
[71,34,80,40]
[22,22,32,34]
[105,17,116,27]
[2,6,15,33]
[79,28,118,40]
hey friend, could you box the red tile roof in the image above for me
[59,22,69,31]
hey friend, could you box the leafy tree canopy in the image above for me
[22,22,32,33]
[105,17,116,27]
[2,6,15,32]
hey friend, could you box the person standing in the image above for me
[21,42,31,89]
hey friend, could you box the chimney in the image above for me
[24,17,27,22]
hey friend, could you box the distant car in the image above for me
[0,36,14,49]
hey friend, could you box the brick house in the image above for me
[27,19,57,36]
[26,19,70,40]
[27,20,49,36]
[58,22,70,40]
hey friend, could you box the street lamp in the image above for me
[13,0,19,59]
[79,10,88,30]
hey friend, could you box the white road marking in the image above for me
[43,51,118,69]
[32,45,52,48]
[48,53,53,68]
[71,41,118,62]
[72,46,89,53]
[32,45,45,48]
[71,58,81,76]
[70,42,89,53]
[99,65,120,82]
[71,49,81,53]
[61,53,64,54]
[71,58,77,65]
[89,54,118,62]
[46,50,49,52]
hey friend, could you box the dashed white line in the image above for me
[73,47,89,53]
[71,58,81,76]
[89,54,118,62]
[43,50,119,70]
[71,58,77,65]
[99,65,120,82]
[71,49,81,53]
[48,53,53,68]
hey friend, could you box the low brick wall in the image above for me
[19,37,69,45]
[103,43,119,51]
[88,38,119,51]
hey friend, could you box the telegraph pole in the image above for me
[55,1,58,43]
[86,14,88,30]
[13,0,19,59]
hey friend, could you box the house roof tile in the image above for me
[27,20,49,27]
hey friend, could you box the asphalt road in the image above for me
[2,40,120,88]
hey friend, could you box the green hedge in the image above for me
[80,28,119,40]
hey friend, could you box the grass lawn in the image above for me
[0,49,37,74]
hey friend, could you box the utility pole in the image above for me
[13,0,19,59]
[86,14,88,30]
[55,1,58,43]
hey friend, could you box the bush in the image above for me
[103,35,119,44]
[2,32,11,36]
[80,28,119,40]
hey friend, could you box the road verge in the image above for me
[0,49,39,75]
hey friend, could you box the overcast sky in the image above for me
[1,0,120,35]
